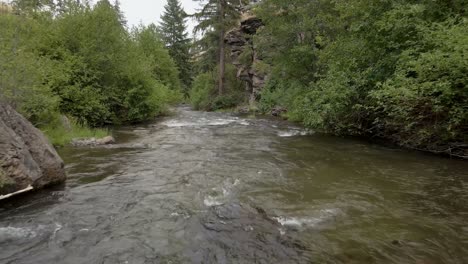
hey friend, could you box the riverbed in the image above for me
[1,106,467,263]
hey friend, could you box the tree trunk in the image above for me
[218,0,226,96]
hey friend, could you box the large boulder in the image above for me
[0,103,66,195]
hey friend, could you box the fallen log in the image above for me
[0,185,34,201]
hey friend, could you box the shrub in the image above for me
[190,72,216,110]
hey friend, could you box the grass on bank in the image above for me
[41,119,109,147]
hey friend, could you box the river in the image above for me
[1,106,467,263]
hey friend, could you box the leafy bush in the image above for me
[190,72,215,110]
[190,63,245,111]
[211,94,244,110]
[370,20,468,147]
[259,79,307,121]
[254,0,468,152]
[1,1,182,130]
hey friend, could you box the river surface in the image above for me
[1,106,467,263]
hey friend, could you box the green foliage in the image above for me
[190,72,215,110]
[0,13,59,126]
[190,64,244,110]
[133,24,181,92]
[259,79,304,119]
[238,47,253,66]
[41,116,109,147]
[1,0,182,132]
[370,19,468,147]
[159,0,192,94]
[255,0,468,150]
[193,0,249,95]
[0,167,14,190]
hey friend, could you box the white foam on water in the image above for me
[170,212,191,219]
[208,120,236,126]
[279,228,286,236]
[222,187,230,196]
[274,217,321,227]
[277,129,313,137]
[274,208,343,228]
[0,226,37,240]
[51,223,62,239]
[204,178,241,207]
[163,118,250,128]
[163,120,197,127]
[277,130,301,137]
[233,179,240,186]
[203,196,224,207]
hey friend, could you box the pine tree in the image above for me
[159,0,192,94]
[193,0,246,95]
[113,0,127,26]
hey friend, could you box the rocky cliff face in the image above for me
[225,13,265,104]
[0,103,66,195]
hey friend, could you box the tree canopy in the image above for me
[253,0,467,154]
[1,0,182,130]
[160,0,192,94]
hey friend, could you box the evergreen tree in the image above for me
[193,0,246,95]
[113,0,127,26]
[160,0,191,94]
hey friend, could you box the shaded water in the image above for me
[1,106,467,263]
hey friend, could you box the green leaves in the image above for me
[160,0,192,93]
[255,0,468,150]
[370,19,468,146]
[1,0,182,128]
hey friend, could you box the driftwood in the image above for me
[0,185,34,201]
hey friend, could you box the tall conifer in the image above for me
[160,0,192,94]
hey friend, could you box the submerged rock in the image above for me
[97,136,115,145]
[0,103,66,196]
[185,202,312,263]
[71,136,115,147]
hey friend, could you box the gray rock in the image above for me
[96,136,115,145]
[59,115,72,131]
[184,202,312,263]
[225,12,266,103]
[0,103,66,195]
[271,106,288,117]
[71,136,115,147]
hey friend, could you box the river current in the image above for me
[1,106,467,263]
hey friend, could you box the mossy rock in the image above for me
[0,167,16,195]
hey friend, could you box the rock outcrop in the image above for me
[225,12,265,104]
[0,103,66,195]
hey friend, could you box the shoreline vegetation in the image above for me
[188,0,467,159]
[1,1,182,147]
[215,105,468,160]
[41,119,109,147]
[1,0,466,158]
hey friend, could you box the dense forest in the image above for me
[0,0,182,145]
[1,0,467,156]
[190,0,468,157]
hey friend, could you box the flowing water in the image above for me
[1,106,467,263]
